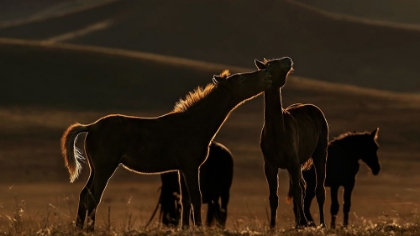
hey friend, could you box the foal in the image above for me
[255,58,329,228]
[61,65,280,230]
[157,141,233,227]
[300,128,380,228]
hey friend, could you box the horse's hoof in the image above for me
[298,220,308,228]
[295,224,307,229]
[318,223,327,229]
[268,224,277,232]
[308,221,316,227]
[181,224,189,230]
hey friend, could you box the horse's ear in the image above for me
[371,127,379,140]
[212,75,226,85]
[254,59,266,70]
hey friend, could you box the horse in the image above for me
[295,128,380,228]
[148,141,233,228]
[254,58,329,228]
[60,60,289,231]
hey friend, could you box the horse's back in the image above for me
[88,114,153,140]
[285,104,328,159]
[286,104,327,123]
[286,103,328,139]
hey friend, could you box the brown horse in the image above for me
[298,128,380,228]
[60,63,285,231]
[254,58,329,228]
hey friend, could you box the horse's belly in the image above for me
[120,155,179,174]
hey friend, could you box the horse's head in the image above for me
[360,127,381,175]
[212,67,273,102]
[254,57,294,89]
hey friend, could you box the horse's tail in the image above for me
[60,123,90,183]
[286,172,308,204]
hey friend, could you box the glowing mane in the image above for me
[330,131,372,145]
[173,70,230,113]
[219,69,230,78]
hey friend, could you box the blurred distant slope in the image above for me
[293,0,420,25]
[0,0,419,93]
[0,0,115,22]
[0,43,215,112]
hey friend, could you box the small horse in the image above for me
[60,62,286,231]
[254,58,329,228]
[297,128,380,228]
[149,141,233,228]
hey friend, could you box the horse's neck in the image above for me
[183,87,234,140]
[264,87,285,131]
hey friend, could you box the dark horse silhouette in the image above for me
[294,128,380,228]
[150,141,233,228]
[255,58,329,228]
[60,59,292,231]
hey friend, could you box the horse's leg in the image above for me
[219,190,229,227]
[206,201,215,227]
[264,161,279,228]
[290,163,307,228]
[343,181,355,227]
[302,167,316,226]
[214,200,224,227]
[302,173,315,226]
[76,172,95,229]
[84,165,117,231]
[291,178,298,223]
[181,169,202,228]
[330,185,340,229]
[161,171,182,226]
[312,141,327,227]
[291,174,310,223]
[179,171,191,228]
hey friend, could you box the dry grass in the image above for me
[0,188,420,236]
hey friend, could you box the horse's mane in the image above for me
[329,131,370,145]
[172,70,230,113]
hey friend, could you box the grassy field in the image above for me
[1,41,420,235]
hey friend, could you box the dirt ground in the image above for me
[0,0,420,232]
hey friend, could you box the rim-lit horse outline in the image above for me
[255,58,328,228]
[298,128,380,228]
[61,63,283,231]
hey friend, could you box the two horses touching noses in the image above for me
[60,57,294,231]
